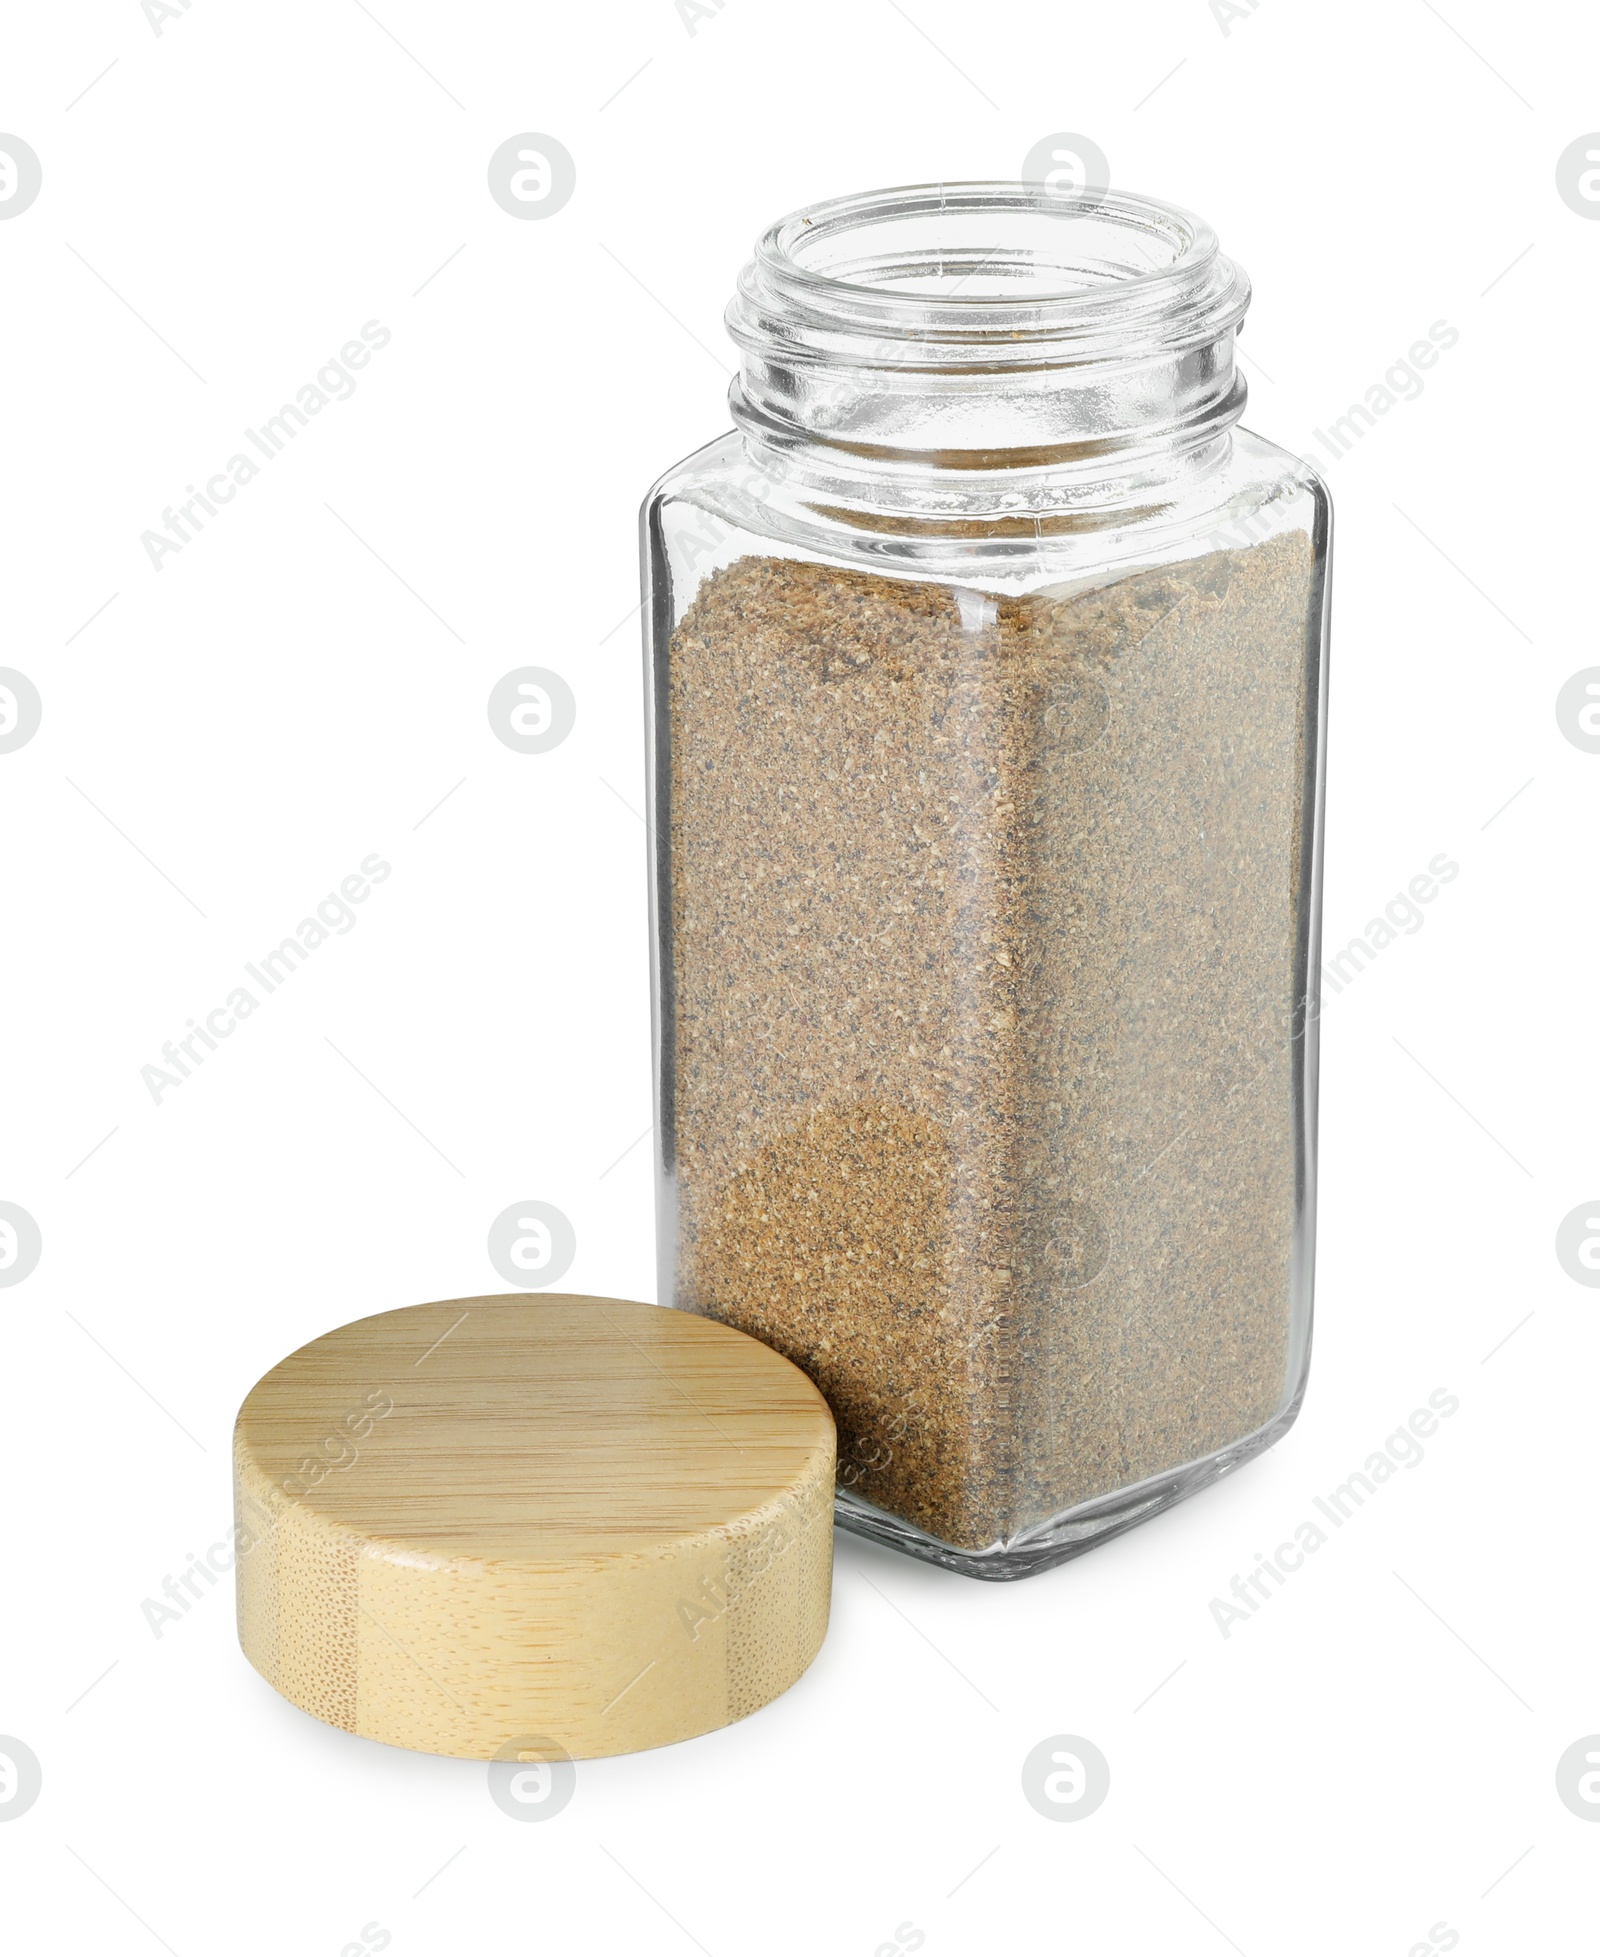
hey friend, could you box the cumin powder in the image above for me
[666,534,1314,1551]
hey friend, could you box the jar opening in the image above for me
[771,188,1204,311]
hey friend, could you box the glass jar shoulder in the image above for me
[646,428,1329,601]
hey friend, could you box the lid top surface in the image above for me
[234,1295,834,1561]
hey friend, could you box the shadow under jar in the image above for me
[642,183,1331,1578]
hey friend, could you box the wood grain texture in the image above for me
[233,1295,835,1759]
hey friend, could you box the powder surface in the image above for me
[665,536,1315,1550]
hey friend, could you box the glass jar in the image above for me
[642,183,1331,1578]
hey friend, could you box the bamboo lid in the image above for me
[233,1295,835,1760]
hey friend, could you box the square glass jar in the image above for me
[642,184,1330,1577]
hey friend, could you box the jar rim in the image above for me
[726,181,1253,510]
[740,181,1249,354]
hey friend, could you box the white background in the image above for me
[2,1,1596,1951]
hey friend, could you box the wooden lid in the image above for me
[233,1295,835,1760]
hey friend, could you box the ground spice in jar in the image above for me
[665,532,1315,1553]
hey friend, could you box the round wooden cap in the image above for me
[233,1295,835,1759]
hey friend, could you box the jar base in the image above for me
[834,1382,1308,1580]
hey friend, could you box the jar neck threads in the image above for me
[726,183,1252,517]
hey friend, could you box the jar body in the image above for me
[643,189,1330,1577]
